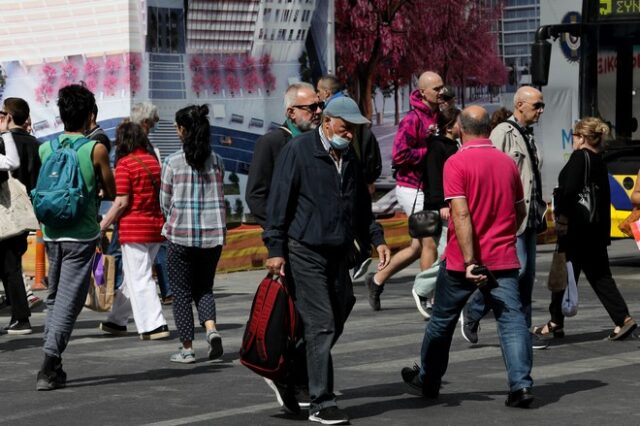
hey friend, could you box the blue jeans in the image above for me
[419,262,533,392]
[154,242,172,298]
[464,227,536,329]
[106,224,124,289]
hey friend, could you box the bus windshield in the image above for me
[596,23,640,144]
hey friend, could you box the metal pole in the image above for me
[327,0,335,75]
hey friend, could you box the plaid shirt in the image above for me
[160,149,226,248]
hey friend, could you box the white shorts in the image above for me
[395,185,424,216]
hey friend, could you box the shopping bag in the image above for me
[0,177,40,241]
[85,251,116,312]
[617,208,640,238]
[628,218,640,252]
[547,249,568,292]
[561,261,578,317]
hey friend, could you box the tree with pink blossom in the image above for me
[209,73,222,94]
[192,73,205,97]
[124,53,142,95]
[60,62,79,87]
[335,0,411,119]
[226,73,240,95]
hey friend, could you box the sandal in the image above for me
[532,321,565,339]
[608,318,637,341]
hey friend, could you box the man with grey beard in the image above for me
[246,82,323,226]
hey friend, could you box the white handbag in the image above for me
[561,261,579,317]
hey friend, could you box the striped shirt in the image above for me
[115,148,165,244]
[160,149,226,248]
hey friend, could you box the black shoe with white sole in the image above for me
[5,320,32,335]
[308,406,350,425]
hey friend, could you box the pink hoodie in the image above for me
[392,89,438,188]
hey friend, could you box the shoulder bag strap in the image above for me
[131,154,160,194]
[582,149,590,187]
[411,181,422,214]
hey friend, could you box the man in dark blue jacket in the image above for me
[264,97,390,425]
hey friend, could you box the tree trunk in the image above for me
[394,81,400,125]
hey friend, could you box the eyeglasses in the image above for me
[292,102,324,112]
[525,101,545,110]
[0,111,7,116]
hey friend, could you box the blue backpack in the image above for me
[31,137,92,227]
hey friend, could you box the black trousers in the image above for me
[287,239,355,412]
[0,232,30,322]
[551,237,630,327]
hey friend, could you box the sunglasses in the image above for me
[292,102,324,112]
[0,111,7,116]
[525,101,545,110]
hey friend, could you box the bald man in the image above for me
[402,105,534,408]
[461,86,548,350]
[367,71,443,317]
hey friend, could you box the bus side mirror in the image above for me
[531,40,552,86]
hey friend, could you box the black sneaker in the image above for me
[139,324,170,340]
[5,320,32,335]
[401,363,439,398]
[308,406,350,425]
[264,378,300,414]
[459,308,479,344]
[531,333,549,350]
[36,369,65,391]
[365,273,383,311]
[99,321,128,336]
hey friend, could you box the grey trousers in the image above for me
[287,239,355,412]
[43,240,97,358]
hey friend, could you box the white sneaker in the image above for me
[412,288,431,320]
[170,346,195,364]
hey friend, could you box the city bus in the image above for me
[532,0,640,237]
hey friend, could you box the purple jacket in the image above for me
[392,89,438,188]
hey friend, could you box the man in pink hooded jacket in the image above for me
[365,71,443,317]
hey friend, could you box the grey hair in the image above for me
[459,110,491,137]
[284,82,315,110]
[130,101,159,125]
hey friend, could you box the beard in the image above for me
[296,117,319,131]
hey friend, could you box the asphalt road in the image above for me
[2,239,640,426]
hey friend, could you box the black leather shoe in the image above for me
[505,387,534,408]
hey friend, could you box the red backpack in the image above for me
[240,274,299,381]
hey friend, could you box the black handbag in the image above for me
[408,184,442,239]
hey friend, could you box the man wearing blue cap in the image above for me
[264,96,391,424]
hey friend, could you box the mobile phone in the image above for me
[471,265,498,290]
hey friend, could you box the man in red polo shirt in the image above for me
[401,106,534,408]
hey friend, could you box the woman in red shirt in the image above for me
[99,122,169,340]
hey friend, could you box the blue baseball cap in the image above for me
[323,97,370,125]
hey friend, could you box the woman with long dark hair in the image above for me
[533,117,636,340]
[99,121,169,340]
[160,105,226,363]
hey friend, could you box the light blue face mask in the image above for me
[330,134,350,150]
[328,120,351,150]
